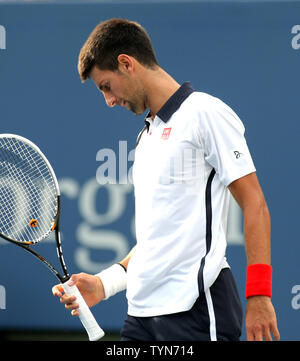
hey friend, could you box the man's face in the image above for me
[89,65,146,115]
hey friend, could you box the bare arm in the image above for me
[229,172,271,265]
[228,172,280,341]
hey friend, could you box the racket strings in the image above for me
[0,143,41,240]
[8,138,58,232]
[0,137,58,243]
[0,141,56,241]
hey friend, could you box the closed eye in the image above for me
[99,82,110,92]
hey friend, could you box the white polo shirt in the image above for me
[127,82,256,317]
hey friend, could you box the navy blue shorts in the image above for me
[120,268,243,341]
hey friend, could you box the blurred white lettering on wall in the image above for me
[291,25,300,50]
[0,285,6,310]
[291,285,300,310]
[0,25,6,50]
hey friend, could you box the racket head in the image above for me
[0,134,60,245]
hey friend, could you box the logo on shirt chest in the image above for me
[161,127,172,140]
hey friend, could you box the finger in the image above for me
[246,327,255,341]
[71,309,80,317]
[65,302,79,311]
[52,284,64,297]
[263,327,273,341]
[60,294,76,305]
[253,326,263,341]
[271,324,280,341]
[67,274,81,287]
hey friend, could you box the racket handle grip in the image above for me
[62,281,105,341]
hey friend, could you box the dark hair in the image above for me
[78,18,159,82]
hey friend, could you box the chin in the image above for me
[134,110,145,116]
[135,106,147,116]
[129,106,144,116]
[127,100,146,115]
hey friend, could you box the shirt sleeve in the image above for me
[195,95,256,186]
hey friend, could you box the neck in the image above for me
[141,66,180,117]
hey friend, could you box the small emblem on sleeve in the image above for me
[234,150,243,159]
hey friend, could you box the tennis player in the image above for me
[52,19,280,341]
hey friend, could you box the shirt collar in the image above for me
[145,82,195,130]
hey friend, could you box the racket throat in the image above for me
[60,275,70,283]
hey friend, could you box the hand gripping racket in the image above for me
[0,134,105,341]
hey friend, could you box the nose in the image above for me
[104,93,117,108]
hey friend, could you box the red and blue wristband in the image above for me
[245,263,272,299]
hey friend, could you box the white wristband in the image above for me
[96,264,127,300]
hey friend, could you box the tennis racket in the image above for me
[0,134,105,341]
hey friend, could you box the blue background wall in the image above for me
[0,0,300,341]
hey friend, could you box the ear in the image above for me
[117,54,134,74]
